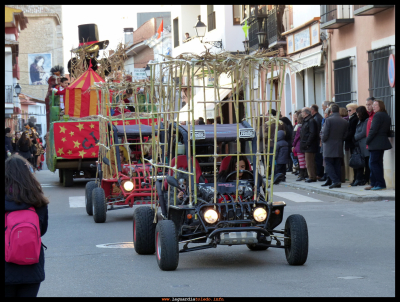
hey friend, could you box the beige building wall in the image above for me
[8,5,63,101]
[329,7,395,188]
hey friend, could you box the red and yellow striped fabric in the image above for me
[65,67,106,118]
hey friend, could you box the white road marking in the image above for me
[69,196,86,208]
[96,242,134,248]
[41,185,57,187]
[273,192,322,202]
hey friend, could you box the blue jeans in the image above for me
[325,157,341,184]
[369,150,386,188]
[291,152,299,166]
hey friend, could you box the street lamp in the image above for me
[194,15,207,42]
[14,83,21,97]
[194,15,222,49]
[145,64,151,78]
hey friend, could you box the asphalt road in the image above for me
[35,170,395,297]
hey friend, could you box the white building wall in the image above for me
[292,5,320,28]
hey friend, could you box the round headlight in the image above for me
[123,181,134,191]
[253,207,267,222]
[204,209,218,224]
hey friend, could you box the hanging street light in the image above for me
[194,15,222,49]
[14,83,21,97]
[145,64,151,78]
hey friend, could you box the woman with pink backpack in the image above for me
[5,154,49,297]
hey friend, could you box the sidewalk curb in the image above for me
[279,181,395,202]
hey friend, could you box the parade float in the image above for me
[46,24,154,187]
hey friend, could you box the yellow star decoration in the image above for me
[59,126,67,134]
[61,137,67,142]
[91,152,96,157]
[76,123,84,131]
[113,121,118,125]
[73,140,80,148]
[69,131,74,136]
[67,150,73,155]
[79,150,86,158]
[125,120,130,125]
[90,123,95,129]
[57,148,64,155]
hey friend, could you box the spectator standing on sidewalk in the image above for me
[311,104,324,180]
[365,100,392,190]
[353,106,370,186]
[5,127,13,160]
[344,103,359,185]
[275,130,289,180]
[5,155,49,297]
[17,131,33,162]
[280,116,293,172]
[321,104,348,189]
[293,115,306,180]
[300,107,319,182]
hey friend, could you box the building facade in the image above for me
[6,5,63,138]
[5,6,28,133]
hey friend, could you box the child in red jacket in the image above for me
[52,77,68,110]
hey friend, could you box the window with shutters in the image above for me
[207,5,216,32]
[333,57,356,107]
[367,45,395,133]
[173,18,179,48]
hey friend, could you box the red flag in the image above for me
[157,19,163,39]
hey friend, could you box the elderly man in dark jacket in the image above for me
[300,107,319,182]
[321,104,348,188]
[344,103,359,185]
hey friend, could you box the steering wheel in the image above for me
[225,170,254,182]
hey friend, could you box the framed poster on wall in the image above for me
[287,34,294,54]
[311,23,320,46]
[28,53,52,85]
[294,27,310,52]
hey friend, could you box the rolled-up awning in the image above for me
[176,87,233,121]
[290,45,323,74]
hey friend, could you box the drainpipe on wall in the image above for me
[327,29,333,102]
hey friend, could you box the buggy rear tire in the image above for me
[92,187,106,223]
[133,207,156,255]
[59,169,63,183]
[85,181,97,216]
[63,169,73,187]
[155,220,179,271]
[284,214,308,265]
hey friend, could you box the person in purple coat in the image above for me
[292,115,307,181]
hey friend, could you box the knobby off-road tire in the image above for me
[63,169,74,187]
[155,220,179,271]
[284,214,308,265]
[133,207,156,255]
[92,187,106,223]
[85,181,97,216]
[59,169,63,183]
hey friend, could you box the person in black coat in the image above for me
[365,100,392,190]
[311,104,324,179]
[5,155,49,297]
[352,106,370,186]
[280,116,293,172]
[5,127,13,160]
[300,107,319,182]
[344,103,359,185]
[17,131,33,162]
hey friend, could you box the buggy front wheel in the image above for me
[133,207,156,254]
[92,187,106,223]
[155,220,179,271]
[284,214,308,265]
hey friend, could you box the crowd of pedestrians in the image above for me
[5,125,45,171]
[285,97,392,190]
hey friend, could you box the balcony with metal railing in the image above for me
[353,5,394,16]
[5,85,13,104]
[266,6,286,48]
[320,5,354,29]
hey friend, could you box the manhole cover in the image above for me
[337,276,364,280]
[96,242,134,248]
